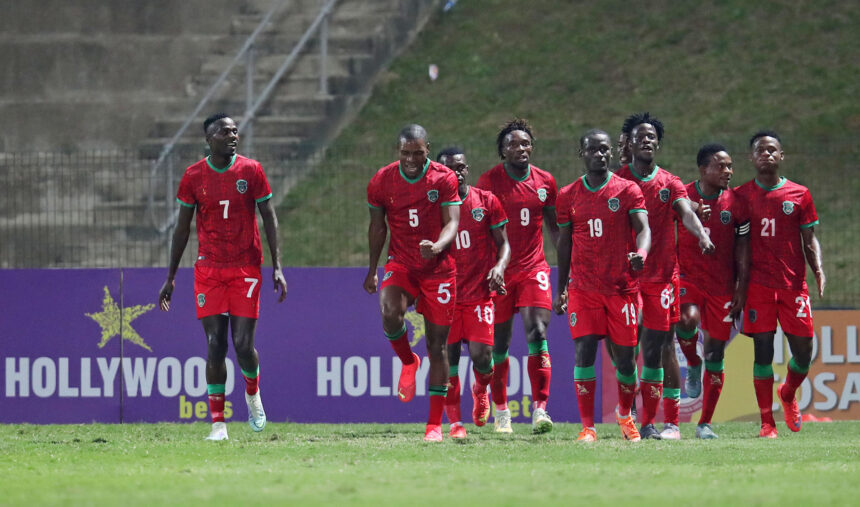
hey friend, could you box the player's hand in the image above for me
[363,270,378,294]
[158,279,175,312]
[552,291,568,315]
[699,235,715,255]
[273,267,287,303]
[696,199,711,223]
[487,266,506,294]
[419,239,440,259]
[627,251,645,271]
[814,270,826,298]
[728,291,746,321]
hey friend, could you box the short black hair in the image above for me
[749,130,781,148]
[436,146,464,163]
[203,113,230,135]
[697,143,728,167]
[622,112,665,141]
[398,124,428,144]
[496,118,535,159]
[579,129,610,149]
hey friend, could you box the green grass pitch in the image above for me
[1,421,857,505]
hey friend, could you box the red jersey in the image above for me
[678,182,750,296]
[176,154,272,268]
[556,173,646,295]
[616,164,688,284]
[476,163,556,274]
[451,186,508,303]
[367,159,461,275]
[734,177,818,290]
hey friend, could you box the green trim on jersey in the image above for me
[460,186,470,199]
[557,220,571,228]
[574,365,596,381]
[489,219,509,229]
[641,366,664,382]
[177,198,195,208]
[695,181,722,200]
[441,200,462,206]
[207,384,226,395]
[398,158,430,183]
[582,172,612,192]
[672,197,688,207]
[800,220,819,229]
[754,176,787,191]
[753,363,774,379]
[255,193,272,203]
[628,208,647,215]
[630,164,660,182]
[676,326,698,339]
[705,359,725,373]
[527,340,548,355]
[663,387,681,400]
[367,203,383,209]
[206,154,237,173]
[503,163,531,182]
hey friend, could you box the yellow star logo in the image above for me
[404,310,425,347]
[86,286,155,352]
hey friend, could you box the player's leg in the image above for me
[231,315,266,432]
[744,283,780,437]
[468,340,493,427]
[611,342,642,442]
[573,335,600,441]
[379,282,419,402]
[521,306,553,433]
[638,326,668,439]
[676,302,703,398]
[776,288,815,432]
[697,334,726,439]
[202,314,230,440]
[423,319,451,442]
[445,340,465,438]
[660,339,682,439]
[491,307,514,433]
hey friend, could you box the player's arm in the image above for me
[801,226,826,298]
[365,206,388,294]
[420,204,460,259]
[488,225,511,294]
[258,198,287,303]
[627,211,650,271]
[543,206,560,249]
[674,198,714,254]
[553,222,572,314]
[158,204,195,311]
[729,227,751,320]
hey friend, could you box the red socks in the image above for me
[491,357,509,408]
[663,396,680,426]
[527,353,552,408]
[677,337,701,367]
[428,393,445,426]
[574,379,596,427]
[699,370,724,425]
[617,381,637,416]
[754,376,776,426]
[242,371,259,396]
[783,367,807,402]
[445,375,461,423]
[474,369,493,391]
[388,334,415,365]
[639,380,663,426]
[208,393,225,423]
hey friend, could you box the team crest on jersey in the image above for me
[659,188,670,203]
[537,188,548,202]
[197,294,206,308]
[782,201,795,215]
[679,287,687,297]
[720,210,732,225]
[569,313,577,327]
[472,208,486,222]
[383,271,393,281]
[236,179,248,194]
[749,309,757,323]
[608,197,620,212]
[427,189,439,203]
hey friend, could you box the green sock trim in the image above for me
[610,357,616,367]
[616,370,637,385]
[449,365,459,377]
[753,363,774,379]
[474,362,494,375]
[207,384,225,395]
[428,385,448,397]
[527,340,548,355]
[705,359,725,373]
[676,327,698,340]
[788,357,810,374]
[641,366,664,383]
[384,324,407,340]
[663,387,681,400]
[493,350,509,364]
[574,365,596,381]
[241,366,260,379]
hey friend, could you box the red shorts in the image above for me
[380,262,456,326]
[742,282,814,337]
[639,278,680,332]
[494,267,553,323]
[193,264,262,319]
[679,282,733,341]
[566,288,639,346]
[447,300,495,345]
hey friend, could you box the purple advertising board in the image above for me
[1,268,594,424]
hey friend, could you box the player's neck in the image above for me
[697,179,722,198]
[755,170,781,188]
[585,170,610,188]
[504,161,529,178]
[458,183,469,199]
[208,153,233,169]
[632,158,655,177]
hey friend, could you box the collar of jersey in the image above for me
[459,185,471,200]
[399,158,430,183]
[695,181,722,200]
[206,154,237,173]
[503,163,531,182]
[630,164,659,182]
[582,172,611,192]
[754,176,786,191]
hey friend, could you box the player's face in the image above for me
[206,118,239,158]
[502,130,533,169]
[399,139,429,176]
[750,136,784,173]
[443,153,469,185]
[617,132,631,164]
[701,151,733,190]
[580,134,613,173]
[630,123,659,163]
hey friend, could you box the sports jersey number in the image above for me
[220,200,230,219]
[536,271,550,291]
[621,303,637,326]
[520,208,529,226]
[722,301,733,323]
[408,209,419,227]
[795,296,811,318]
[587,218,603,237]
[761,218,775,237]
[244,277,258,298]
[660,287,675,309]
[455,230,471,250]
[474,304,494,324]
[437,283,452,304]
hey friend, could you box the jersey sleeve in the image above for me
[628,184,647,214]
[545,173,557,208]
[440,170,461,206]
[253,161,273,202]
[734,193,751,236]
[556,186,572,226]
[488,193,509,229]
[799,188,819,229]
[367,172,384,209]
[669,175,688,207]
[176,170,196,208]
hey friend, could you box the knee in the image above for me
[207,338,228,362]
[380,302,403,324]
[704,348,725,363]
[615,359,636,377]
[527,323,548,343]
